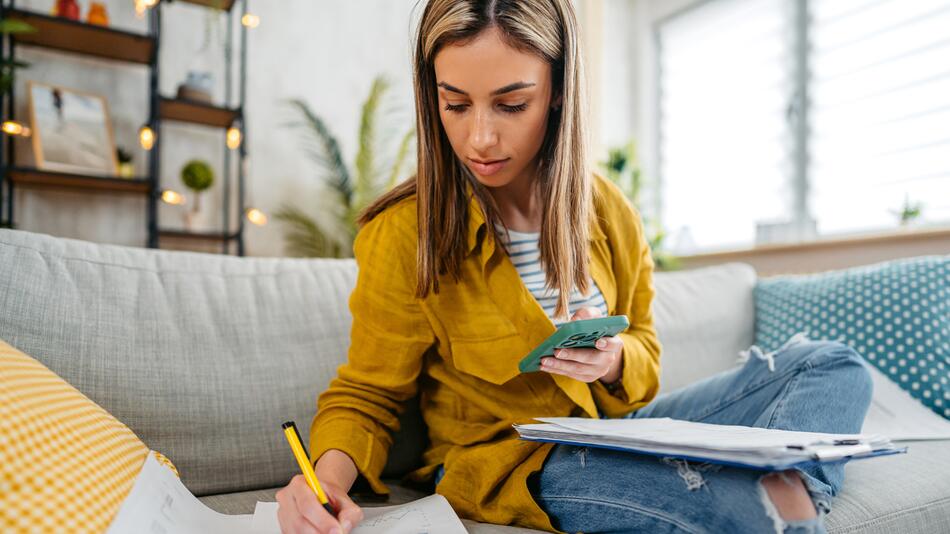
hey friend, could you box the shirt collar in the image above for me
[464,179,607,259]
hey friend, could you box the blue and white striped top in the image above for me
[495,224,608,325]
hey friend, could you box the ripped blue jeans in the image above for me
[435,336,874,533]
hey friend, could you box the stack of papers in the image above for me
[513,417,906,470]
[108,452,467,534]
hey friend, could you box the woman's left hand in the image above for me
[540,306,624,384]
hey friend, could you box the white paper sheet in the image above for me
[251,494,468,534]
[860,365,950,441]
[108,452,467,534]
[107,452,255,534]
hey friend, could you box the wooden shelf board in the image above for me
[158,229,239,241]
[8,10,155,65]
[7,168,151,194]
[159,97,239,128]
[175,0,237,11]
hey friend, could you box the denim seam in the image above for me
[535,495,703,534]
[693,346,848,424]
[764,368,803,430]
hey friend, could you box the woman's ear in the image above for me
[552,94,563,111]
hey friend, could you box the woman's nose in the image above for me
[470,108,499,151]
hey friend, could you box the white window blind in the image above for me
[657,0,794,254]
[809,0,950,234]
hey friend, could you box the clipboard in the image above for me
[519,435,908,471]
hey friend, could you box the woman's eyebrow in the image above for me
[437,81,536,96]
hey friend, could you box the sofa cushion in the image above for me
[0,229,380,496]
[0,338,176,533]
[652,262,757,393]
[754,255,949,419]
[824,439,950,533]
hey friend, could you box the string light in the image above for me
[226,127,242,150]
[134,0,158,18]
[161,190,186,205]
[245,207,267,226]
[241,13,260,28]
[139,125,155,150]
[1,121,31,137]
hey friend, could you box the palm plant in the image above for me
[276,75,416,257]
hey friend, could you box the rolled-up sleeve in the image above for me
[309,211,435,495]
[591,192,662,418]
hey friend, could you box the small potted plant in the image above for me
[891,194,923,227]
[116,147,134,178]
[180,160,214,230]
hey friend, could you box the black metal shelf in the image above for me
[158,229,241,241]
[6,9,155,65]
[174,0,237,11]
[0,0,249,256]
[6,167,151,194]
[159,97,240,128]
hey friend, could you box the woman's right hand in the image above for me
[275,475,364,534]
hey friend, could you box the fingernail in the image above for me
[341,519,352,533]
[596,340,606,348]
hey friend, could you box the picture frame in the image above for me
[27,81,119,176]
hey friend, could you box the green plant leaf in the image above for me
[353,75,390,214]
[387,127,416,189]
[273,203,340,258]
[0,19,37,34]
[286,99,352,205]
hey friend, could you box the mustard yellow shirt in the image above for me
[310,173,662,533]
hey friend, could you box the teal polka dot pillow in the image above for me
[754,255,949,419]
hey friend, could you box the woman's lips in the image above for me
[470,158,509,176]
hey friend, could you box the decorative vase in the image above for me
[176,71,213,104]
[86,2,109,26]
[55,0,80,20]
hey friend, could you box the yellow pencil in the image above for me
[282,421,336,516]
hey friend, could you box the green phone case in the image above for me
[518,315,630,373]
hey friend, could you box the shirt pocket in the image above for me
[449,332,526,386]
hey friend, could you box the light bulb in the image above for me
[241,14,260,28]
[139,126,155,150]
[1,121,30,137]
[134,0,157,18]
[161,190,186,205]
[226,127,242,150]
[245,207,267,226]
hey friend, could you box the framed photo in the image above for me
[27,81,119,176]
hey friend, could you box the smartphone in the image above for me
[518,315,630,373]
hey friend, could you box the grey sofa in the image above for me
[1,227,947,533]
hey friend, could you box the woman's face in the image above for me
[434,27,558,190]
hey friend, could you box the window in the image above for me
[809,0,950,235]
[656,0,950,254]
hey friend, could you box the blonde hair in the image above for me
[358,0,592,322]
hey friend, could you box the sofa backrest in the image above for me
[653,262,757,392]
[0,229,362,496]
[0,229,756,496]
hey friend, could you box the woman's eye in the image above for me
[500,103,528,114]
[442,103,528,114]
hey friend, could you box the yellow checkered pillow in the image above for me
[0,339,177,533]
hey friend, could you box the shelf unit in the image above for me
[0,0,249,255]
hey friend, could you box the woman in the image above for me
[276,1,873,533]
